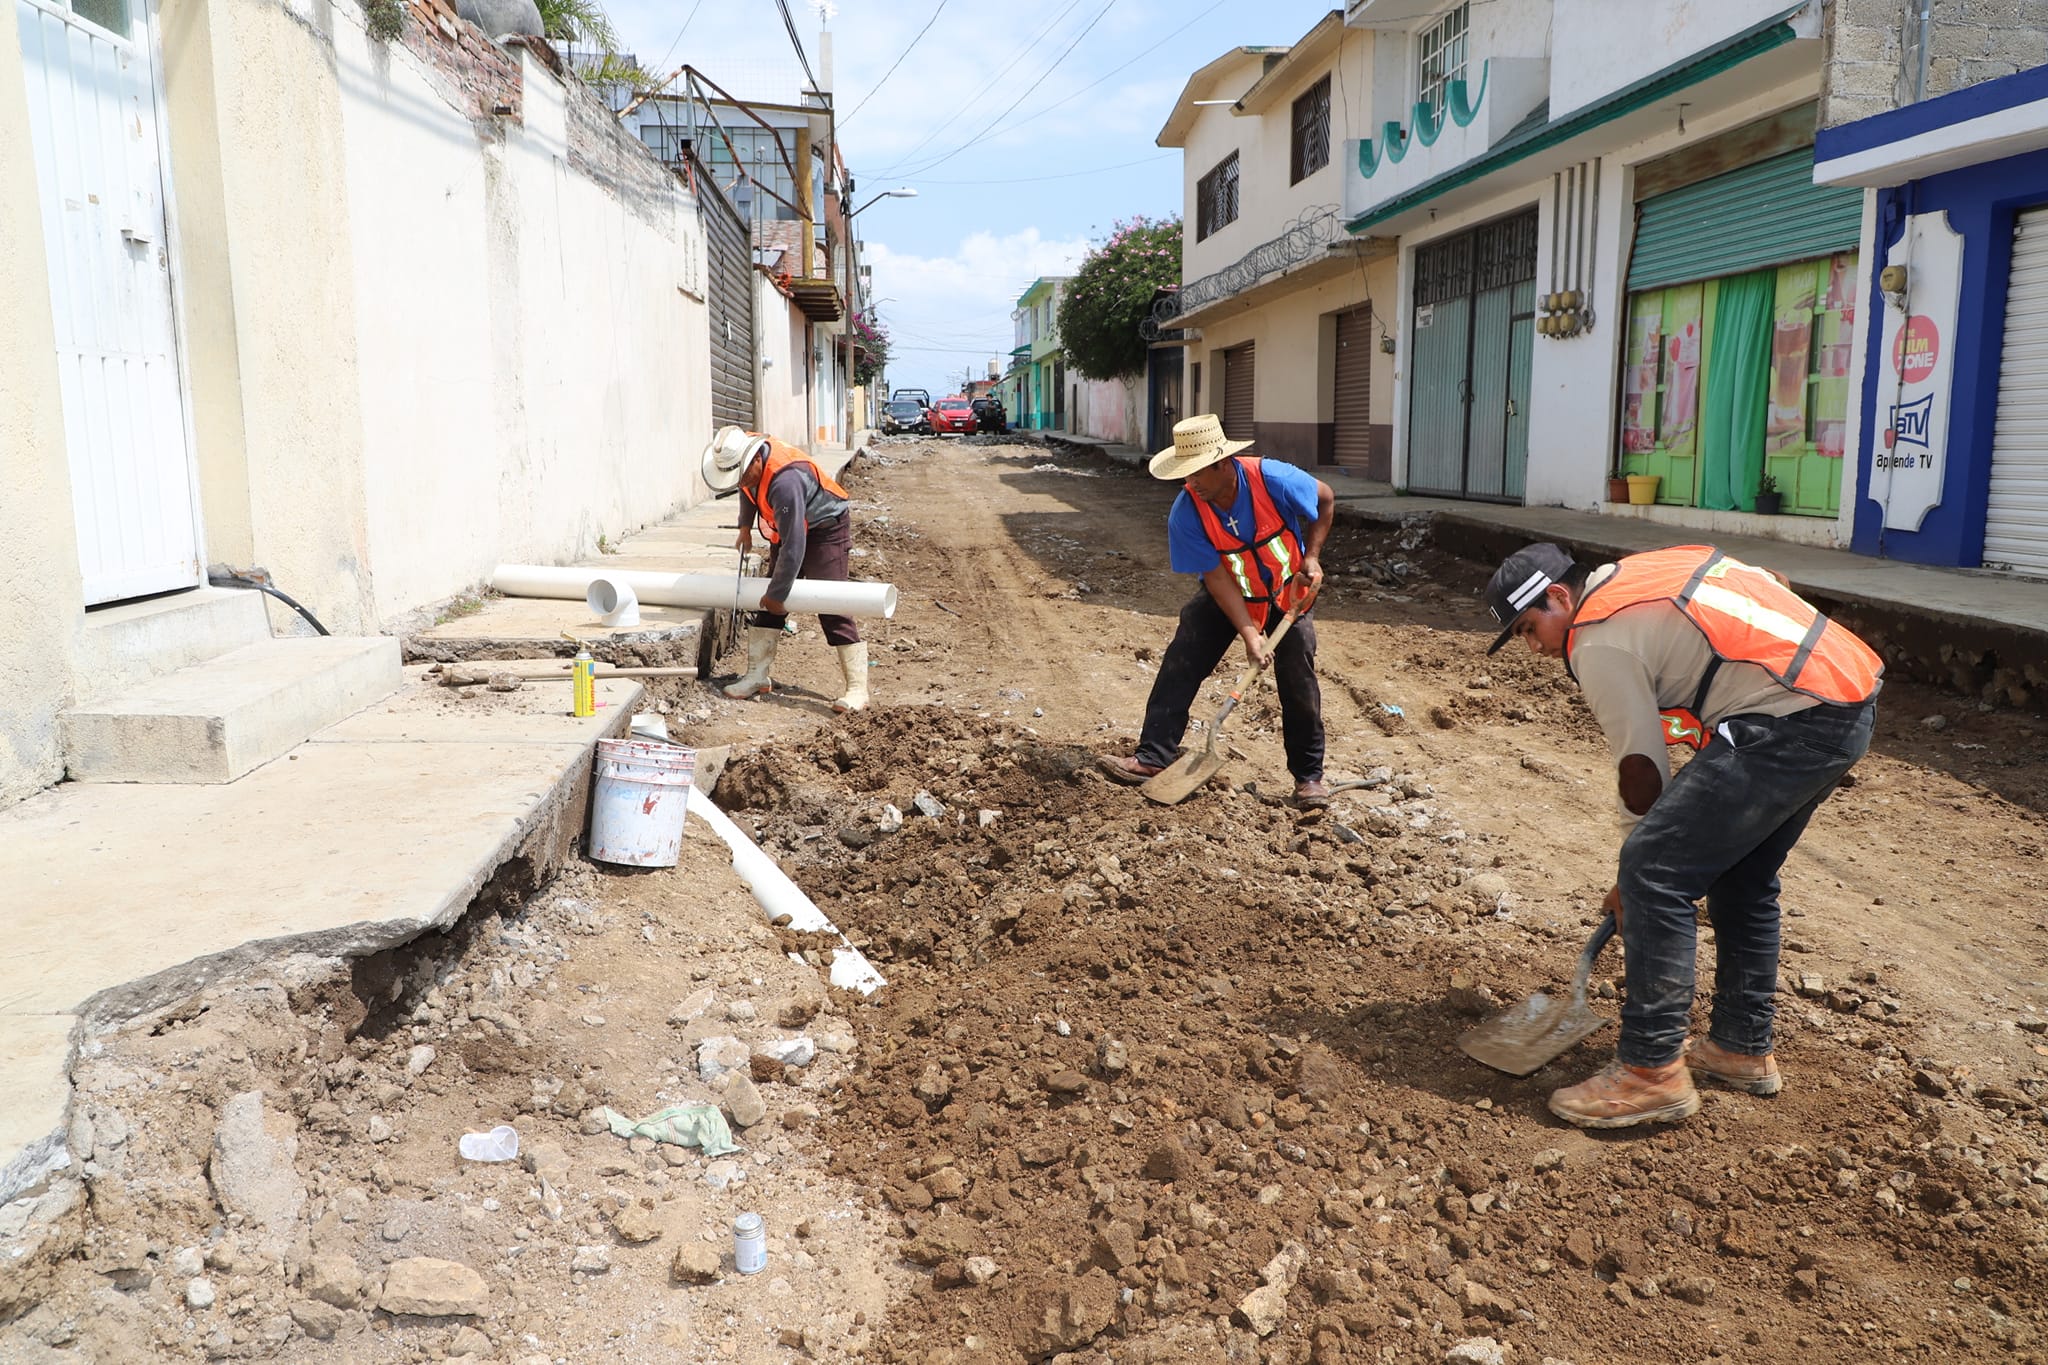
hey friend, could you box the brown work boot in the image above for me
[1548,1060,1701,1130]
[1098,754,1163,786]
[1685,1038,1782,1096]
[1293,778,1331,810]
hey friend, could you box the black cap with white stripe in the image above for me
[1482,543,1577,654]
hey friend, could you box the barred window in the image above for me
[1290,76,1331,185]
[1416,3,1469,114]
[1196,152,1240,242]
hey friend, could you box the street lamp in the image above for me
[841,188,916,436]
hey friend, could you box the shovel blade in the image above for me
[1457,993,1610,1077]
[1140,748,1225,806]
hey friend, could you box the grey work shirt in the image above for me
[741,464,849,602]
[1570,563,1819,829]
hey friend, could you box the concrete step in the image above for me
[75,586,272,705]
[61,637,403,784]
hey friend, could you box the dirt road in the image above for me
[722,438,2048,1362]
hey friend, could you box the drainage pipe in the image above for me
[493,564,898,620]
[586,577,642,629]
[686,786,887,996]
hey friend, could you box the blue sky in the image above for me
[599,0,1344,395]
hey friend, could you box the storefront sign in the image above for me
[1872,212,1963,531]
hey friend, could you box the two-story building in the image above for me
[1813,5,2048,579]
[1156,15,1397,476]
[1344,0,1858,545]
[1008,277,1071,431]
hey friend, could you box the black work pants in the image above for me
[1134,590,1324,783]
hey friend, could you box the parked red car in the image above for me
[927,397,977,435]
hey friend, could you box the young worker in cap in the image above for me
[1483,542,1883,1128]
[1100,414,1334,808]
[702,426,868,712]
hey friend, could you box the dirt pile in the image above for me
[726,708,2048,1364]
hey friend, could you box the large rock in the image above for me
[1020,1268,1118,1352]
[208,1092,305,1256]
[301,1252,367,1308]
[378,1258,488,1317]
[723,1076,768,1129]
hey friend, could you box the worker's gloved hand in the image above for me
[1240,625,1271,670]
[1602,884,1624,932]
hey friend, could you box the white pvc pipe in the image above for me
[585,577,641,629]
[686,787,886,996]
[494,564,897,620]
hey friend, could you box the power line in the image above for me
[886,0,1127,180]
[651,0,708,76]
[839,0,950,128]
[968,0,1229,145]
[771,0,820,92]
[872,0,1087,175]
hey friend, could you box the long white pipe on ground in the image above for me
[686,787,887,996]
[493,564,897,619]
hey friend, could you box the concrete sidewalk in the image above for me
[1042,431,2048,701]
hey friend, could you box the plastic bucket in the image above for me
[1626,474,1662,506]
[590,738,695,867]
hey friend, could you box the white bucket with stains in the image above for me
[589,738,695,867]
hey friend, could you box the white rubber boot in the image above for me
[831,641,870,713]
[723,627,781,699]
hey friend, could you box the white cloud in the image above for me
[865,227,1089,392]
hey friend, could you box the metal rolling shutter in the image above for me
[1222,342,1256,440]
[1333,307,1373,470]
[1628,147,1862,291]
[700,173,756,430]
[1986,207,2048,577]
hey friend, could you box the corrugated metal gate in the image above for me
[1407,212,1536,502]
[1628,148,1862,292]
[1221,342,1255,440]
[19,0,201,605]
[1332,305,1373,471]
[697,167,755,431]
[1986,206,2048,578]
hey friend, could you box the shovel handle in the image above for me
[1211,605,1301,726]
[1569,912,1619,1006]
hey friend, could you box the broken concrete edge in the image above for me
[0,693,639,1211]
[401,619,706,667]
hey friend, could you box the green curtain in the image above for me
[1697,269,1775,512]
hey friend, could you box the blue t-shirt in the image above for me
[1167,458,1322,575]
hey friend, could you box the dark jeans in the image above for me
[750,514,860,646]
[1134,590,1324,783]
[1614,699,1876,1068]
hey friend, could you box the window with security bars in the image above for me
[1416,3,1469,114]
[1291,76,1331,184]
[1196,152,1240,241]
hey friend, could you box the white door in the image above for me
[1986,206,2048,578]
[18,0,201,604]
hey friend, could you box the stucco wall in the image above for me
[1823,0,2048,128]
[1551,0,1804,119]
[1070,376,1144,446]
[756,279,810,449]
[0,0,86,806]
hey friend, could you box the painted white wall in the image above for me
[756,279,810,449]
[1070,376,1144,446]
[1551,0,1800,118]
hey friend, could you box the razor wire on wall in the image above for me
[1142,205,1341,341]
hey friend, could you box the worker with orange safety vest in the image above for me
[701,426,868,712]
[1100,415,1335,808]
[1483,542,1883,1129]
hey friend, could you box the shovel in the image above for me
[1142,604,1301,807]
[1457,914,1619,1076]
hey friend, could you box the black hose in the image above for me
[209,571,331,636]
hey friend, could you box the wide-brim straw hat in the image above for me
[702,425,769,493]
[1148,413,1253,481]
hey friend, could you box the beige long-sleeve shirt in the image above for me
[1570,564,1819,828]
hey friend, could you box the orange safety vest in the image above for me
[742,437,849,545]
[1190,458,1307,630]
[1566,545,1884,750]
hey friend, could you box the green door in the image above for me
[1406,211,1539,501]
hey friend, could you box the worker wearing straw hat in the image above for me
[1100,415,1334,808]
[702,426,868,713]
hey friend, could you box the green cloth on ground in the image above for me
[594,1104,738,1156]
[1698,268,1775,512]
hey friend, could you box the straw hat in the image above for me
[702,425,769,493]
[1148,413,1252,481]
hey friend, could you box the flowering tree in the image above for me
[1058,216,1182,381]
[852,313,892,388]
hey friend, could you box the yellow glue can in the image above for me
[572,648,596,717]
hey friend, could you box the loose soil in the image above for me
[7,438,2048,1365]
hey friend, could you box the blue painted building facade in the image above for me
[1816,64,2048,576]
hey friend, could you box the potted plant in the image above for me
[1606,473,1631,503]
[1755,473,1782,516]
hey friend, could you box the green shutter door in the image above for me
[1628,147,1862,292]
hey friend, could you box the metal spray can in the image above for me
[732,1211,766,1275]
[571,648,596,718]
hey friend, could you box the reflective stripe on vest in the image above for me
[1190,458,1305,630]
[744,437,850,545]
[1565,546,1883,746]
